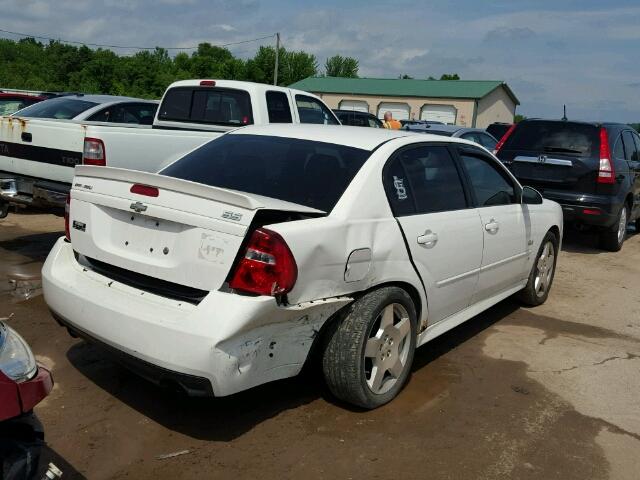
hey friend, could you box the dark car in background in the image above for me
[404,124,498,151]
[486,122,513,142]
[496,119,640,251]
[333,109,382,128]
[0,92,48,116]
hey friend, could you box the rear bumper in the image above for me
[541,190,622,228]
[0,173,69,209]
[42,238,350,397]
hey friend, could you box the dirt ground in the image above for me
[1,211,639,480]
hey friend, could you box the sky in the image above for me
[2,0,640,122]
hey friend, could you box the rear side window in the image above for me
[296,95,339,125]
[161,134,370,212]
[503,121,598,157]
[266,91,292,123]
[384,145,467,216]
[159,87,253,126]
[622,131,639,162]
[15,98,98,119]
[460,151,516,206]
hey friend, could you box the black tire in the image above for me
[518,231,558,306]
[635,217,640,234]
[322,286,417,409]
[600,205,628,252]
[0,201,8,219]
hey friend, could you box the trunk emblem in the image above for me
[129,201,147,213]
[537,155,547,164]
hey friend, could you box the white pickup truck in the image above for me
[0,80,340,217]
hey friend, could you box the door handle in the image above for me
[485,219,500,234]
[417,230,438,248]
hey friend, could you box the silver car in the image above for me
[403,124,498,151]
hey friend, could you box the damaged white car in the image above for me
[42,125,563,409]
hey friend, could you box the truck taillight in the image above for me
[64,195,70,241]
[597,127,615,184]
[83,138,106,166]
[493,123,517,155]
[229,228,297,296]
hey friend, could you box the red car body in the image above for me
[0,367,53,422]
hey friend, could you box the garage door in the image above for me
[377,102,410,120]
[420,104,457,124]
[339,100,369,112]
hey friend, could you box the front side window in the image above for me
[159,87,253,126]
[88,103,157,124]
[296,95,339,125]
[161,134,370,212]
[460,151,516,207]
[266,91,292,124]
[384,145,468,216]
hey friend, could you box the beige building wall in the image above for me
[315,93,476,127]
[475,87,516,128]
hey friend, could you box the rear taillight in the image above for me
[229,228,297,296]
[64,195,70,241]
[597,127,615,184]
[493,123,517,155]
[83,137,106,166]
[130,184,159,197]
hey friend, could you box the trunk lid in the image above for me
[498,120,600,194]
[69,166,323,292]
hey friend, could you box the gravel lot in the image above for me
[1,212,639,480]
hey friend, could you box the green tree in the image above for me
[514,114,527,123]
[399,74,413,79]
[440,73,460,80]
[324,55,359,78]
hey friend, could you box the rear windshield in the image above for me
[504,121,599,156]
[15,97,98,119]
[158,87,253,126]
[161,134,371,212]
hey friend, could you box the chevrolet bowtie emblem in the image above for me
[129,201,147,213]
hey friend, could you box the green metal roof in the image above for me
[289,76,519,105]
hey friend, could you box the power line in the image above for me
[0,27,276,51]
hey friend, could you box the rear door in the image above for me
[456,146,529,302]
[497,120,600,194]
[384,144,483,324]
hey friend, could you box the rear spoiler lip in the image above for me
[74,165,326,214]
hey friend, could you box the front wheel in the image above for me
[518,231,558,306]
[0,201,8,219]
[322,286,417,409]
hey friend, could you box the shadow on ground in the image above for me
[561,222,638,254]
[65,297,520,441]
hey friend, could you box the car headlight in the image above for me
[0,322,37,383]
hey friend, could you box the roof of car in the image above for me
[228,124,474,150]
[56,94,157,104]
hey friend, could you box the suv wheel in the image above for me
[322,286,417,409]
[600,205,628,252]
[0,201,8,219]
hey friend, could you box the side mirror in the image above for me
[521,186,543,205]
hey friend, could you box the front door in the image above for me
[384,144,483,324]
[456,147,529,302]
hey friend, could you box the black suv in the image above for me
[333,109,382,128]
[496,119,640,251]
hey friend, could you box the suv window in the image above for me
[460,150,516,207]
[613,134,625,160]
[503,121,599,157]
[633,132,640,160]
[384,145,467,216]
[161,134,369,212]
[158,87,253,126]
[15,97,98,120]
[266,91,292,123]
[622,131,639,162]
[296,95,339,125]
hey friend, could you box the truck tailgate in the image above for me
[0,116,84,183]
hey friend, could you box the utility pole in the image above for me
[274,32,280,85]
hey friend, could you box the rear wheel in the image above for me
[322,286,417,409]
[518,231,558,306]
[600,205,628,252]
[0,201,8,219]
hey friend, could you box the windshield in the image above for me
[15,97,99,119]
[504,121,598,156]
[161,134,371,212]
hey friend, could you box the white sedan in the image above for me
[42,125,563,409]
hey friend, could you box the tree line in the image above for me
[0,37,362,99]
